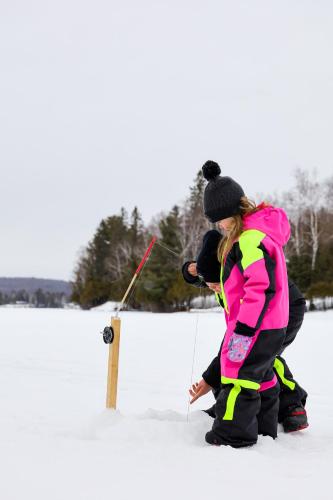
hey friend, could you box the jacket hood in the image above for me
[242,205,291,246]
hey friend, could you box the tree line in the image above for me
[0,289,69,308]
[71,168,333,312]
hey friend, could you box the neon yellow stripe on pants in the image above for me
[221,376,260,420]
[274,358,296,390]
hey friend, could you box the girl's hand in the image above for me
[189,379,212,404]
[206,282,221,293]
[188,262,198,276]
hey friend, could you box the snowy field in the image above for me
[0,307,332,500]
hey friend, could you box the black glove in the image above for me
[182,261,207,288]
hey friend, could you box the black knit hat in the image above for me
[196,230,222,283]
[202,161,245,223]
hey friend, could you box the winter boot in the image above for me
[205,430,225,446]
[282,405,309,433]
[205,430,255,448]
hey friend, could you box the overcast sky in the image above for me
[1,0,332,280]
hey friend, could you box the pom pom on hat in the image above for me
[202,161,221,181]
[201,160,245,222]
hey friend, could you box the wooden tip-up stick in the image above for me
[106,316,121,409]
[105,236,157,410]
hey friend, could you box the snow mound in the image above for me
[90,300,120,312]
[80,409,210,447]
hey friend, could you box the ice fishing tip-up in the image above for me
[102,235,157,409]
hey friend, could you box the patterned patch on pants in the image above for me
[227,333,252,362]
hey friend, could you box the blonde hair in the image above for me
[217,197,269,262]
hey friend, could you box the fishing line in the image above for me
[187,286,202,423]
[155,240,181,258]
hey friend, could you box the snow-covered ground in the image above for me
[0,307,332,500]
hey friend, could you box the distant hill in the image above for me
[0,278,72,296]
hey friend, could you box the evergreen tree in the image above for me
[71,208,147,309]
[129,207,146,265]
[287,255,313,292]
[71,214,129,308]
[136,206,183,311]
[189,170,206,212]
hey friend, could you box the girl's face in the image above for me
[217,217,235,232]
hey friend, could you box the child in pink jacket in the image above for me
[201,161,291,447]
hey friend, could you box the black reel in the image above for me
[102,326,114,344]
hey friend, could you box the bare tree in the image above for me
[175,200,210,260]
[282,189,304,257]
[294,168,323,270]
[105,241,132,281]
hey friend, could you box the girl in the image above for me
[182,232,308,434]
[195,161,295,447]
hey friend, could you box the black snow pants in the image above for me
[275,300,308,421]
[203,300,308,443]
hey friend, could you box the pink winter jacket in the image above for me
[218,205,290,349]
